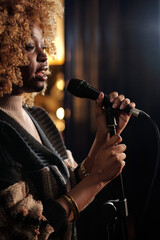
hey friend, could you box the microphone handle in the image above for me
[80,84,148,118]
[103,94,149,118]
[67,79,150,118]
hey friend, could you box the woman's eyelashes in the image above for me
[25,44,35,51]
[25,44,46,52]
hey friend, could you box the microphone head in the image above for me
[67,78,111,105]
[67,79,90,98]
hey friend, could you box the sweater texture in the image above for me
[0,106,78,240]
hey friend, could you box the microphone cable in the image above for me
[138,114,160,225]
[67,79,160,227]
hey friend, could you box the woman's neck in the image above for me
[0,95,23,112]
[0,94,42,143]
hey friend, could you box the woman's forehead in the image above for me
[30,24,44,42]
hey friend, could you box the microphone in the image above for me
[67,78,150,118]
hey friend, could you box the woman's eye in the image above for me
[25,45,35,51]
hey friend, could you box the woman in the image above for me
[0,0,135,239]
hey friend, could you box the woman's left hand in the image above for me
[95,91,136,143]
[81,91,135,177]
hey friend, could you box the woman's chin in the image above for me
[26,80,46,93]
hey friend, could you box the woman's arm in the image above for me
[57,92,134,221]
[57,134,126,221]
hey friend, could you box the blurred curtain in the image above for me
[64,0,160,239]
[64,0,99,162]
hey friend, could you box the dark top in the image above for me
[0,106,78,240]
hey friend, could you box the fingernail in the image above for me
[120,105,124,110]
[130,103,134,108]
[97,92,103,102]
[99,92,103,99]
[112,103,117,108]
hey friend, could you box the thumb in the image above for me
[95,92,104,119]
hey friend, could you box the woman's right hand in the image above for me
[91,134,126,185]
[58,134,126,220]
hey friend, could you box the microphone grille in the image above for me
[67,79,87,97]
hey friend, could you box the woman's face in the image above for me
[14,23,49,95]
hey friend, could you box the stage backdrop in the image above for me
[64,0,160,239]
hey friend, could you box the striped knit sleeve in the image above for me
[0,181,54,240]
[64,150,83,185]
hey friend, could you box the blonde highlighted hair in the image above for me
[0,0,63,106]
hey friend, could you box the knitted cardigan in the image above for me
[0,106,79,240]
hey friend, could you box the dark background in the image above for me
[64,0,160,239]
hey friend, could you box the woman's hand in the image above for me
[91,134,126,184]
[109,91,135,134]
[95,91,136,143]
[81,91,134,176]
[65,135,126,217]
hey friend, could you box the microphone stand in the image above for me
[101,102,129,240]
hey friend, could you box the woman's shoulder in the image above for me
[0,117,17,133]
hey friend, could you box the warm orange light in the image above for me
[48,0,65,65]
[56,79,65,90]
[56,107,65,120]
[55,119,65,132]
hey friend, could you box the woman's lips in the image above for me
[35,71,48,81]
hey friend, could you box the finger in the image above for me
[113,144,127,153]
[105,134,122,148]
[129,102,136,108]
[107,133,110,141]
[120,154,127,167]
[96,92,104,105]
[123,160,126,166]
[116,152,126,166]
[95,92,105,118]
[105,144,127,156]
[122,153,127,161]
[116,153,127,164]
[113,153,126,175]
[112,95,125,109]
[109,91,119,102]
[119,98,130,110]
[120,159,126,171]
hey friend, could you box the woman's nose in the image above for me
[37,50,48,63]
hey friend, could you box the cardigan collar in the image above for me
[0,108,70,184]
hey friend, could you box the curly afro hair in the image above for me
[0,0,63,106]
